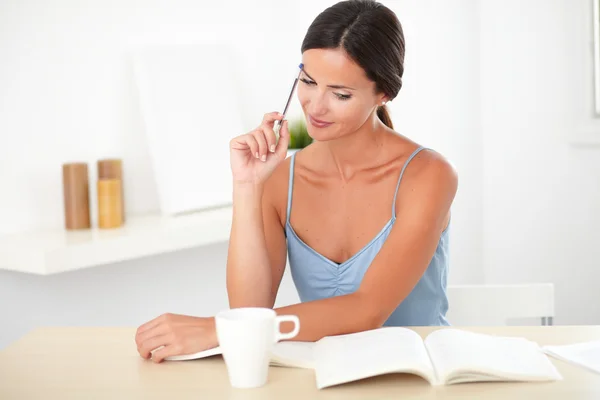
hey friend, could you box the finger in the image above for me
[262,112,284,126]
[152,342,183,363]
[136,323,168,349]
[246,134,260,160]
[140,334,173,360]
[274,120,291,159]
[253,129,268,162]
[135,313,170,346]
[135,315,164,337]
[261,121,278,153]
[231,134,259,159]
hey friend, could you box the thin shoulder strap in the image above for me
[286,152,297,223]
[392,146,427,219]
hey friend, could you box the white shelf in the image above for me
[0,206,233,275]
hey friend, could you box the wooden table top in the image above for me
[1,325,599,399]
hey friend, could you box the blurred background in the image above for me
[1,0,599,349]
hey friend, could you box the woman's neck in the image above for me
[311,112,391,182]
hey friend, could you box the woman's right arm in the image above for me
[226,112,291,309]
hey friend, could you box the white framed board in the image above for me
[131,41,244,216]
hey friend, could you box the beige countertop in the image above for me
[1,325,599,399]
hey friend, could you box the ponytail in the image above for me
[377,105,393,129]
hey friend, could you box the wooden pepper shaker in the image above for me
[62,162,91,230]
[97,159,125,227]
[97,179,123,229]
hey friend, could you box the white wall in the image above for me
[480,0,600,325]
[0,0,509,349]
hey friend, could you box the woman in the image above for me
[135,0,457,363]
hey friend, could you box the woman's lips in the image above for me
[308,115,333,128]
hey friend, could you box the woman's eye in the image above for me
[299,77,351,100]
[335,93,352,101]
[300,78,316,85]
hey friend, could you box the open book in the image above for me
[543,340,600,375]
[165,327,562,389]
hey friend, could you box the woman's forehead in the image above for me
[301,48,372,89]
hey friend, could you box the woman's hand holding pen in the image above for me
[229,112,290,185]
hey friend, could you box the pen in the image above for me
[275,63,304,139]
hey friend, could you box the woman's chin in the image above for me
[306,126,339,142]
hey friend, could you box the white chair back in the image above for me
[446,283,555,326]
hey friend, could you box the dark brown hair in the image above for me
[301,0,405,129]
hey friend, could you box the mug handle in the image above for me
[275,315,300,341]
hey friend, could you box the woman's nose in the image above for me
[306,92,329,116]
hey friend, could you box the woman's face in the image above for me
[298,48,387,142]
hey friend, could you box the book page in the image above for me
[543,340,600,375]
[163,346,222,361]
[270,341,315,369]
[313,327,437,389]
[424,329,562,384]
[163,341,315,367]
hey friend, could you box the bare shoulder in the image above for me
[408,147,457,188]
[395,144,458,214]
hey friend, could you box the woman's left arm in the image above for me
[274,152,458,340]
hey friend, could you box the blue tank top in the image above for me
[285,146,450,326]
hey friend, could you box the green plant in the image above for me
[287,118,313,149]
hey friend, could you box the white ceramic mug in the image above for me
[215,307,300,389]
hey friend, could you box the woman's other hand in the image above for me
[135,313,217,363]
